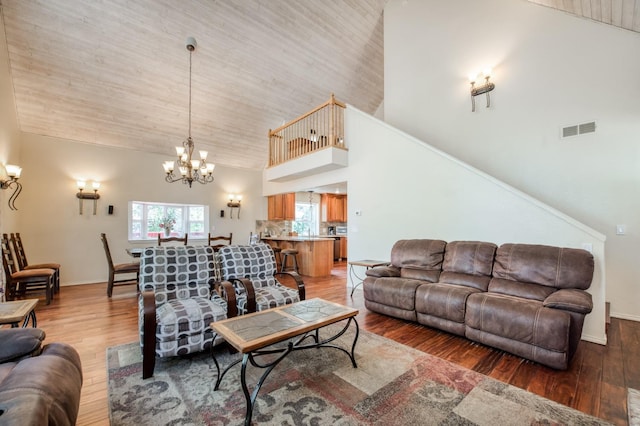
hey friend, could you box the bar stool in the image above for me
[271,246,282,270]
[280,248,299,273]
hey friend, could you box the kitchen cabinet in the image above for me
[339,237,348,260]
[267,193,295,220]
[321,194,347,222]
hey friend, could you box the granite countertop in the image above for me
[262,236,335,242]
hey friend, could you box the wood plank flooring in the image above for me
[24,261,637,425]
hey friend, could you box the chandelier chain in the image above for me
[162,37,215,188]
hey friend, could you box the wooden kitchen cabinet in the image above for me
[321,194,347,222]
[267,193,295,220]
[339,237,348,259]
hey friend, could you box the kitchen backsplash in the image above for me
[256,220,347,237]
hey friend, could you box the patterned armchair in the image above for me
[216,243,305,314]
[138,246,236,379]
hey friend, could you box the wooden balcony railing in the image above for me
[268,94,346,167]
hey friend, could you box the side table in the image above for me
[349,259,389,297]
[0,299,38,328]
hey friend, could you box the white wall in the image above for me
[18,133,264,285]
[0,15,21,235]
[346,106,607,344]
[384,0,640,321]
[262,105,607,343]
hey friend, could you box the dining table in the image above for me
[126,248,143,258]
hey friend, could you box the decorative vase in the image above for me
[164,228,171,237]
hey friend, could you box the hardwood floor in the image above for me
[27,261,636,425]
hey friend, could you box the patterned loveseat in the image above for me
[138,245,236,379]
[216,243,305,314]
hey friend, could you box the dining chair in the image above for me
[10,233,61,294]
[216,243,305,315]
[100,233,140,297]
[157,234,188,246]
[207,232,232,252]
[138,245,236,379]
[1,233,55,305]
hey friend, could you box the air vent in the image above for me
[561,121,596,139]
[579,121,596,134]
[562,125,578,138]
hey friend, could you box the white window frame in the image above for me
[128,201,209,242]
[292,201,320,237]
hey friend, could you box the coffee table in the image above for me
[0,299,38,328]
[210,298,359,426]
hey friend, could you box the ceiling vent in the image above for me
[561,121,596,139]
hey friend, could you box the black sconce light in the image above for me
[1,164,22,211]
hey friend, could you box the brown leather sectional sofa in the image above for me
[363,239,595,370]
[0,328,83,425]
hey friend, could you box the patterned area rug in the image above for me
[108,326,611,425]
[630,388,640,426]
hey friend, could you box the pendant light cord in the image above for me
[188,48,192,139]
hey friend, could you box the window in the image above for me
[292,201,319,236]
[128,201,209,241]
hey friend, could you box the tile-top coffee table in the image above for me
[0,299,38,328]
[210,298,359,426]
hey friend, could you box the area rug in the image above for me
[108,326,610,425]
[630,388,640,426]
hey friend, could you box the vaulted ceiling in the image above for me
[1,1,638,171]
[0,0,385,170]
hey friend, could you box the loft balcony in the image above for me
[265,94,348,182]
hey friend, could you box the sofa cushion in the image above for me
[440,241,497,291]
[363,276,423,312]
[390,239,446,283]
[488,278,556,302]
[492,244,594,290]
[466,293,570,353]
[151,296,227,344]
[415,282,481,324]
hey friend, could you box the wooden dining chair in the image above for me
[1,233,55,305]
[207,232,232,252]
[10,233,61,294]
[100,233,140,297]
[157,234,188,246]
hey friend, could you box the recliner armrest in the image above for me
[141,290,157,379]
[365,265,399,278]
[0,329,46,363]
[231,278,256,313]
[543,289,593,314]
[213,280,238,318]
[275,271,306,300]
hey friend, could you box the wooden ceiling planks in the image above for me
[2,0,636,171]
[1,0,385,169]
[527,0,640,32]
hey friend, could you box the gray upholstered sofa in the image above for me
[0,328,83,425]
[363,239,594,370]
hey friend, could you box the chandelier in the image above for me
[163,37,215,187]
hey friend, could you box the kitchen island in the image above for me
[262,237,334,277]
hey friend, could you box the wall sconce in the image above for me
[227,194,242,219]
[76,180,100,215]
[1,164,22,211]
[469,68,495,112]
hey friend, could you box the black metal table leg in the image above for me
[214,317,360,425]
